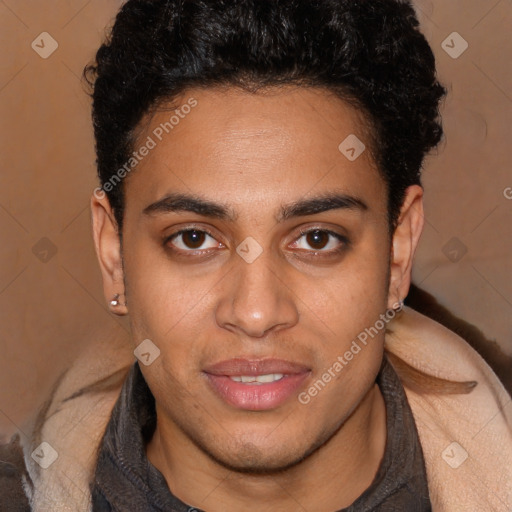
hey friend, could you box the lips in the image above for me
[203,358,310,411]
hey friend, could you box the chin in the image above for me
[207,446,307,475]
[191,427,332,476]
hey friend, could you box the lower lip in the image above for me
[205,373,310,411]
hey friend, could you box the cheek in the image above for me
[297,275,387,421]
[293,237,389,402]
[298,247,389,337]
[122,235,219,335]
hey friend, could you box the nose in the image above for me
[215,253,299,338]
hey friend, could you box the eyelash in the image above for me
[165,226,349,259]
[165,227,219,255]
[294,228,349,254]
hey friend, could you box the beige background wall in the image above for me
[1,0,511,441]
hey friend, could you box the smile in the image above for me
[229,373,285,384]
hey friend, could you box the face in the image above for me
[93,85,422,473]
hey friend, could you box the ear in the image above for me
[387,185,424,309]
[91,191,128,315]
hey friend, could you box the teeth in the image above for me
[256,373,283,383]
[230,373,284,384]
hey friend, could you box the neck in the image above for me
[147,382,386,512]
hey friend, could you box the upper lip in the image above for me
[203,358,310,377]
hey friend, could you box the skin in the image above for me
[91,85,424,511]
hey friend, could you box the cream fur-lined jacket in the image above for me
[17,306,512,511]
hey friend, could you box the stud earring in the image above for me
[110,294,126,307]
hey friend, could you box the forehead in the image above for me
[126,85,385,216]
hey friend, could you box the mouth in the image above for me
[203,358,311,411]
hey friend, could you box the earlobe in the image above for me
[90,193,128,316]
[387,185,424,310]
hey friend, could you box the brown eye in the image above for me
[182,230,206,249]
[168,229,219,252]
[290,228,347,254]
[306,230,329,250]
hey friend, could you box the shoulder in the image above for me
[385,306,512,511]
[19,356,131,511]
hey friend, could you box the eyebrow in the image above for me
[143,193,237,220]
[142,192,368,222]
[278,193,368,222]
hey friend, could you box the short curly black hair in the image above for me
[85,0,446,232]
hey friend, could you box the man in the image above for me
[7,0,512,510]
